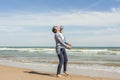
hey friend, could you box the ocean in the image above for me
[0,46,120,79]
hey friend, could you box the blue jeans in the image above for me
[57,48,68,74]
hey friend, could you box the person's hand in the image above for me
[66,43,72,47]
[66,45,71,49]
[67,43,71,47]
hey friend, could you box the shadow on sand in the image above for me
[24,71,56,77]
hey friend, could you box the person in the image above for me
[52,26,71,77]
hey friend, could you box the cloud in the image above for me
[0,9,120,46]
[0,9,120,27]
[67,33,120,46]
[0,26,27,33]
[67,26,120,35]
[112,7,120,12]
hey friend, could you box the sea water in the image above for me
[0,46,120,79]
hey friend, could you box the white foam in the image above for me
[0,47,120,55]
[0,48,55,53]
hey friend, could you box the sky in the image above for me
[0,0,120,47]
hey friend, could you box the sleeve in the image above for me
[55,34,68,48]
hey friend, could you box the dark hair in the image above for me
[52,26,57,33]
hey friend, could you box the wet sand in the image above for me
[0,65,116,80]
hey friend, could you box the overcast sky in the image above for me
[0,0,120,47]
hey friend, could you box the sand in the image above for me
[0,65,117,80]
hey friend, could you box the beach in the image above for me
[0,47,120,80]
[0,65,115,80]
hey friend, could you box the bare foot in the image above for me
[56,74,63,77]
[64,72,69,76]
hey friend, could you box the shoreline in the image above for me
[0,59,120,80]
[0,65,115,80]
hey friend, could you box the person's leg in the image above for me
[57,49,64,75]
[63,48,68,73]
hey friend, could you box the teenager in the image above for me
[52,26,71,77]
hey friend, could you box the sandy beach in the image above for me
[0,65,116,80]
